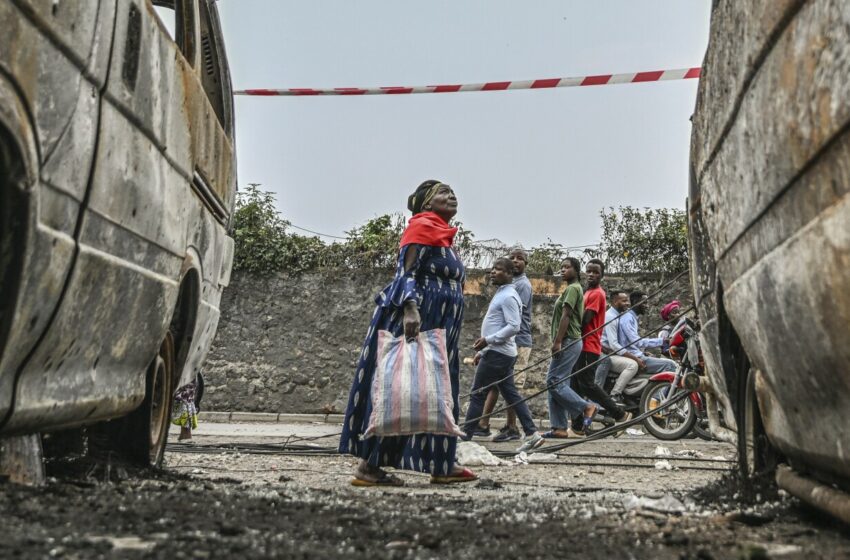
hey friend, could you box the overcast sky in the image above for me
[216,1,712,248]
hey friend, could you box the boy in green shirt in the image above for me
[543,258,597,438]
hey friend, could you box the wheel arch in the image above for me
[715,280,749,420]
[0,78,38,423]
[170,257,203,388]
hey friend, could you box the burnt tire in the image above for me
[737,368,778,480]
[639,381,697,440]
[95,332,175,468]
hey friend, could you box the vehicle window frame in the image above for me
[151,0,196,64]
[196,0,234,138]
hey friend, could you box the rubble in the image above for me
[456,442,505,466]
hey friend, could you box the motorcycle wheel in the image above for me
[692,415,713,441]
[639,381,697,440]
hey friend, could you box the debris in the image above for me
[515,452,529,465]
[711,456,729,462]
[674,449,705,458]
[725,512,774,527]
[84,536,157,552]
[456,441,504,466]
[526,453,558,463]
[654,446,672,458]
[625,428,645,436]
[654,460,675,470]
[476,479,503,490]
[739,543,802,559]
[623,494,686,513]
[385,540,413,550]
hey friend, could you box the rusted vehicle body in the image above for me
[0,0,235,467]
[690,1,850,520]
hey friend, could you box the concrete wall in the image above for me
[203,269,691,414]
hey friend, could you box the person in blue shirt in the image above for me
[480,248,534,443]
[617,291,678,374]
[462,257,544,454]
[594,290,644,404]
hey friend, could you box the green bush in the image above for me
[597,206,688,274]
[232,187,687,275]
[231,186,478,273]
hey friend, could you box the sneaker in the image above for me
[612,411,633,438]
[471,425,492,438]
[515,432,545,454]
[610,393,625,406]
[492,426,521,443]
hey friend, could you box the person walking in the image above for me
[339,180,477,486]
[543,258,597,439]
[462,258,544,454]
[171,379,200,441]
[570,260,631,434]
[480,248,534,443]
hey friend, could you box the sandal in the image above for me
[351,472,405,487]
[430,467,478,484]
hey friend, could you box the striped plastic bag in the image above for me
[363,329,464,438]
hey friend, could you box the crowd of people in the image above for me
[339,180,681,486]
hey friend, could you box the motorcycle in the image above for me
[639,318,708,440]
[594,361,654,427]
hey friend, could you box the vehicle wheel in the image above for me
[640,381,697,440]
[692,415,713,441]
[96,332,175,468]
[737,368,778,480]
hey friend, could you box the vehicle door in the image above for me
[0,1,114,427]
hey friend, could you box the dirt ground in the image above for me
[1,421,848,559]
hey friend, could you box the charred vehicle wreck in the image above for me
[689,1,850,523]
[0,0,236,476]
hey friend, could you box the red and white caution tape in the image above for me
[235,67,700,97]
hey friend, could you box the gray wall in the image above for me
[203,269,691,414]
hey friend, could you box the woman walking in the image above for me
[339,180,477,486]
[544,258,598,439]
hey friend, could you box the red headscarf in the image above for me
[660,300,681,321]
[399,211,458,248]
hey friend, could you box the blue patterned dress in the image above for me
[339,244,465,476]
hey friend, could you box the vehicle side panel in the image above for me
[0,1,109,424]
[691,0,805,178]
[699,0,850,260]
[2,0,235,433]
[693,0,850,482]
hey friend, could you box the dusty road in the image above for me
[0,421,847,559]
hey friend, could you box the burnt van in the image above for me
[690,1,850,522]
[0,0,236,472]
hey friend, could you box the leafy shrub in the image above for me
[232,187,687,275]
[231,186,478,273]
[597,206,688,274]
